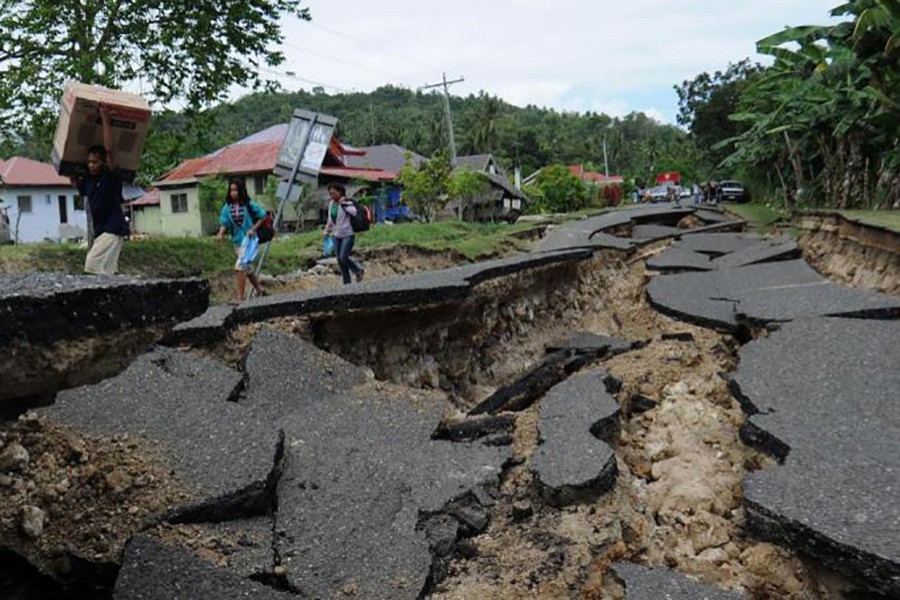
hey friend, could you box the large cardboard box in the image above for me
[51,82,151,182]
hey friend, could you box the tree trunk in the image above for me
[783,131,805,201]
[774,161,791,210]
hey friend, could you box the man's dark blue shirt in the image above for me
[78,168,129,237]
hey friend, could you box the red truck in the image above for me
[655,172,681,186]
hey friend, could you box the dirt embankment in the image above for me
[795,212,900,295]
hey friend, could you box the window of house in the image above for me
[17,196,32,213]
[171,193,188,213]
[74,195,85,211]
[58,195,68,224]
[254,175,266,195]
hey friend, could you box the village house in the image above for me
[448,153,529,222]
[0,157,85,243]
[130,125,397,237]
[522,164,625,187]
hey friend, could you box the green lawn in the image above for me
[836,210,900,233]
[721,202,789,232]
[0,220,541,278]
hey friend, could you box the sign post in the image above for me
[249,109,337,298]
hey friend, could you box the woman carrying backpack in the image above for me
[324,183,365,284]
[216,178,268,301]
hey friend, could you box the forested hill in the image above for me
[149,85,694,184]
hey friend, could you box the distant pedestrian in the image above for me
[73,105,130,275]
[324,183,365,285]
[216,178,267,301]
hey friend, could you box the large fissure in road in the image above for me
[1,207,897,599]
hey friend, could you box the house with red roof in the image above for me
[131,124,398,237]
[0,157,85,243]
[522,164,624,187]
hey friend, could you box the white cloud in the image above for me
[267,0,843,124]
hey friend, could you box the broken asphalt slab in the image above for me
[709,237,799,270]
[647,234,797,273]
[0,273,208,347]
[730,317,900,597]
[647,259,900,331]
[168,248,593,346]
[240,328,371,420]
[532,370,620,507]
[545,332,635,355]
[237,329,509,599]
[44,348,282,522]
[114,535,291,600]
[538,205,701,252]
[0,273,210,414]
[630,224,684,240]
[611,562,745,599]
[675,232,764,256]
[646,246,714,272]
[274,402,509,599]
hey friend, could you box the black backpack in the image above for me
[348,199,371,233]
[251,204,276,243]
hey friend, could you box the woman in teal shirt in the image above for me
[216,178,268,301]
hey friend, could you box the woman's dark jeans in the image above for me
[335,235,363,284]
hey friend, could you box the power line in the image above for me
[303,21,435,71]
[280,40,401,81]
[250,62,352,93]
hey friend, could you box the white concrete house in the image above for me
[0,157,86,243]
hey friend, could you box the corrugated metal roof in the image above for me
[457,154,492,171]
[345,144,425,173]
[569,164,622,184]
[126,188,160,207]
[196,140,282,177]
[0,156,72,187]
[234,123,288,145]
[320,166,397,182]
[158,156,215,183]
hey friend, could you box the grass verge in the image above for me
[721,202,788,233]
[0,220,541,278]
[835,210,900,233]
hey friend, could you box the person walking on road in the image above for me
[216,178,268,301]
[324,183,365,285]
[73,105,130,275]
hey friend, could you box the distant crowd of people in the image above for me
[632,181,724,205]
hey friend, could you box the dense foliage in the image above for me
[681,0,900,209]
[0,0,310,160]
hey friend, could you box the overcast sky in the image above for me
[267,1,843,125]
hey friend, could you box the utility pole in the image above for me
[419,73,464,166]
[602,136,610,178]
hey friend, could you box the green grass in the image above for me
[0,220,543,278]
[835,210,900,233]
[721,202,788,233]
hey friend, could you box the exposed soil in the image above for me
[428,256,847,600]
[795,213,900,295]
[0,414,192,593]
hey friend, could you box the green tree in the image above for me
[720,0,900,209]
[449,168,488,221]
[522,164,588,214]
[0,0,310,141]
[675,59,764,170]
[398,153,452,221]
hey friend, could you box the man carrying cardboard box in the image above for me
[72,105,130,275]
